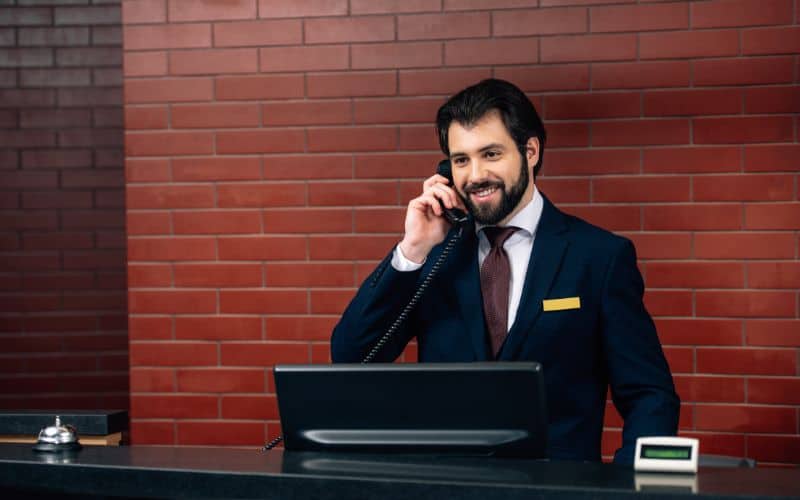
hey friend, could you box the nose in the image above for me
[466,158,488,184]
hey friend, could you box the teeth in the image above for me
[474,187,497,197]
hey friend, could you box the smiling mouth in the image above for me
[467,185,500,201]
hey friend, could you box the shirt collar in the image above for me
[475,185,543,239]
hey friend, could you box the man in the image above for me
[331,79,679,464]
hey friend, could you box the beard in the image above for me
[460,155,530,225]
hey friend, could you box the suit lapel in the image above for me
[450,226,490,361]
[499,195,569,360]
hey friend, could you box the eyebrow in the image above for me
[450,143,506,158]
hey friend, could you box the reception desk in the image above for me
[0,443,798,499]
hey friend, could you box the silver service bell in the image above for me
[33,415,82,452]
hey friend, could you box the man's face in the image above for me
[447,110,538,226]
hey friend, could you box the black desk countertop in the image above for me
[0,410,128,435]
[0,443,798,499]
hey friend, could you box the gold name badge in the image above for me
[542,297,581,312]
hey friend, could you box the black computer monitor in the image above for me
[273,362,548,458]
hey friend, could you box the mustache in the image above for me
[463,180,504,193]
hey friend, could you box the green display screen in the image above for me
[641,445,691,460]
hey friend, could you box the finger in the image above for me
[423,173,450,190]
[429,182,461,209]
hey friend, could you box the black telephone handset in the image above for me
[436,159,469,226]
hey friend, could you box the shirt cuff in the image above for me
[391,244,425,272]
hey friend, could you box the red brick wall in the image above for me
[0,1,128,410]
[123,0,799,464]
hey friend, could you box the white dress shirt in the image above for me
[393,186,544,331]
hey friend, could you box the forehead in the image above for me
[447,110,515,154]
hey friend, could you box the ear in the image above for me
[524,137,540,171]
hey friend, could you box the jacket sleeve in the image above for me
[601,238,681,465]
[330,249,425,363]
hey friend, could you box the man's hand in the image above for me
[398,173,466,263]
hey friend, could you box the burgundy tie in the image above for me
[480,226,519,359]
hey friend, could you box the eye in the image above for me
[452,156,468,166]
[484,150,501,160]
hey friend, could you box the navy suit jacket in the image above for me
[331,194,679,464]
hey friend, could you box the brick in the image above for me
[177,368,264,393]
[592,119,689,146]
[493,8,585,37]
[745,203,800,230]
[127,263,172,287]
[94,108,124,127]
[592,61,689,89]
[745,86,800,114]
[695,57,793,86]
[122,0,166,24]
[644,89,741,117]
[354,97,442,125]
[447,38,541,66]
[221,341,308,365]
[63,248,126,269]
[19,27,89,46]
[398,68,489,96]
[214,19,301,47]
[308,71,396,98]
[215,74,304,100]
[123,51,167,77]
[22,191,92,209]
[123,24,211,50]
[127,185,214,209]
[61,169,124,189]
[0,47,54,69]
[354,208,405,233]
[308,181,398,206]
[60,88,121,107]
[749,377,800,404]
[354,152,441,179]
[171,103,259,128]
[747,319,800,347]
[541,34,634,63]
[545,149,639,176]
[216,182,305,208]
[696,291,795,318]
[0,8,52,27]
[398,125,439,150]
[172,157,261,182]
[445,0,538,8]
[130,368,174,392]
[128,237,216,261]
[748,436,800,464]
[397,13,487,42]
[19,108,90,129]
[495,65,589,92]
[591,3,686,32]
[260,44,348,72]
[131,394,217,418]
[0,89,55,107]
[55,5,120,25]
[263,208,353,233]
[0,171,57,189]
[258,0,345,17]
[263,100,351,126]
[743,26,800,55]
[308,15,395,44]
[355,41,442,69]
[696,404,795,433]
[692,0,792,28]
[179,421,266,446]
[643,204,742,231]
[169,0,255,21]
[175,262,262,287]
[92,26,122,46]
[640,30,738,59]
[221,395,278,419]
[748,262,800,289]
[59,129,123,148]
[130,421,174,445]
[126,158,171,183]
[662,346,693,373]
[216,130,305,154]
[175,316,262,340]
[220,290,307,314]
[544,92,639,120]
[624,233,692,260]
[171,47,256,75]
[0,211,58,231]
[693,174,794,202]
[697,347,795,375]
[744,145,800,172]
[351,0,440,14]
[0,69,15,87]
[22,271,94,289]
[265,316,339,341]
[645,262,743,289]
[125,77,213,103]
[560,204,640,231]
[173,210,261,235]
[129,291,217,314]
[217,236,307,260]
[308,126,396,152]
[126,131,213,156]
[310,289,355,314]
[545,122,590,148]
[56,47,121,67]
[125,106,168,130]
[310,235,399,260]
[694,116,793,145]
[265,262,354,287]
[643,146,740,174]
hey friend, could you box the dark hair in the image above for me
[436,79,547,177]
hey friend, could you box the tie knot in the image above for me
[483,226,519,249]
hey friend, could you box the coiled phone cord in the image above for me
[262,226,464,452]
